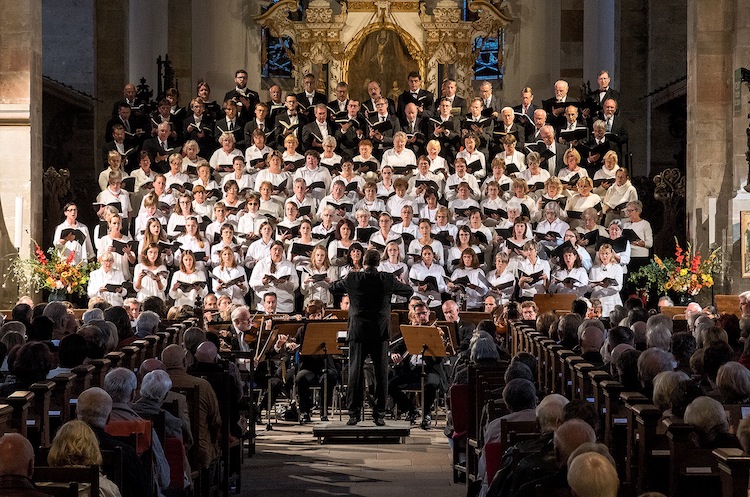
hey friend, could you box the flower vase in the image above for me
[48,289,68,302]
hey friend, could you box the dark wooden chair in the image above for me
[714,447,750,497]
[33,465,100,497]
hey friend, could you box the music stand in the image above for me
[300,322,348,421]
[400,325,449,428]
[255,326,281,431]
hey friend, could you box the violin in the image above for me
[242,314,265,343]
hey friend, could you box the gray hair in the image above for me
[103,367,138,403]
[684,396,729,440]
[716,361,750,403]
[637,347,677,386]
[470,337,499,362]
[536,394,569,432]
[652,370,689,411]
[135,310,160,338]
[139,370,172,402]
[82,308,104,324]
[646,322,672,351]
[43,302,68,328]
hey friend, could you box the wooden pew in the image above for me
[119,345,140,371]
[630,403,669,495]
[49,372,76,436]
[572,362,596,402]
[715,295,741,318]
[105,351,125,369]
[665,419,721,497]
[28,381,55,448]
[34,465,100,497]
[660,306,688,318]
[533,293,576,315]
[89,358,111,388]
[562,355,586,398]
[69,364,94,419]
[466,363,508,482]
[0,403,15,435]
[1,390,34,437]
[713,447,750,497]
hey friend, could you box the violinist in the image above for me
[293,302,340,423]
[387,300,448,429]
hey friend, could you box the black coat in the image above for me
[330,267,413,342]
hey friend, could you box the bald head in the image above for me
[554,419,597,467]
[0,433,34,477]
[581,327,604,353]
[138,358,166,381]
[162,344,186,369]
[77,387,113,429]
[194,341,218,363]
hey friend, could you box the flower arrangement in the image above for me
[629,239,721,296]
[10,243,98,296]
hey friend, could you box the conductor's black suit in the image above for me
[331,266,413,421]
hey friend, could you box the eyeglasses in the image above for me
[247,202,259,206]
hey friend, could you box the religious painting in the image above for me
[348,29,419,103]
[742,211,750,277]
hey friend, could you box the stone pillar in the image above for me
[0,1,43,305]
[95,0,128,156]
[168,0,192,97]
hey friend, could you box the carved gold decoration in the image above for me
[255,0,514,97]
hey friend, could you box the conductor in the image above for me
[331,249,413,425]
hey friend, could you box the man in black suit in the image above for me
[368,97,401,160]
[102,124,139,172]
[597,98,628,154]
[223,69,259,122]
[542,80,578,130]
[328,81,350,115]
[492,106,526,157]
[243,102,274,147]
[301,103,336,153]
[513,86,539,138]
[330,249,413,425]
[539,125,566,175]
[442,300,475,353]
[266,84,286,121]
[401,102,428,157]
[430,97,461,163]
[528,109,548,143]
[478,81,498,118]
[274,94,306,150]
[434,78,466,116]
[592,71,621,109]
[397,71,434,122]
[183,98,215,156]
[362,80,397,117]
[214,99,246,149]
[583,119,618,174]
[142,122,179,173]
[295,73,327,119]
[334,98,366,159]
[106,102,146,149]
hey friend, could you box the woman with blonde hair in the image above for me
[48,420,122,497]
[301,245,336,306]
[212,246,248,304]
[133,243,168,302]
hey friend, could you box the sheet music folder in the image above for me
[400,325,448,358]
[300,321,349,356]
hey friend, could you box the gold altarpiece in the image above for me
[255,0,514,101]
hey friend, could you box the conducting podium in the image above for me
[400,325,450,429]
[299,321,347,421]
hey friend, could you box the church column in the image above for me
[168,0,192,96]
[0,1,42,305]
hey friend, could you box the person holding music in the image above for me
[331,249,413,426]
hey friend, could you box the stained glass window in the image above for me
[260,0,298,79]
[462,0,504,82]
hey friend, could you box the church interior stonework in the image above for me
[0,0,749,305]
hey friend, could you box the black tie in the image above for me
[228,122,233,131]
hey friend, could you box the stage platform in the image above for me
[311,420,411,444]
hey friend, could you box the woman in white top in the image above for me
[565,177,602,229]
[587,243,623,316]
[446,225,482,273]
[418,187,441,223]
[409,245,447,309]
[332,160,366,200]
[409,218,445,267]
[592,150,620,196]
[493,135,526,176]
[622,200,653,262]
[281,134,305,171]
[376,165,396,202]
[519,151,551,198]
[98,214,135,281]
[447,248,488,310]
[138,217,173,267]
[602,167,638,220]
[210,223,242,268]
[130,151,156,194]
[381,131,417,178]
[181,139,204,175]
[300,245,336,307]
[515,241,550,299]
[174,216,210,272]
[575,207,608,258]
[220,156,254,192]
[164,153,190,194]
[209,131,243,173]
[482,158,513,200]
[549,245,589,297]
[507,177,538,222]
[486,252,515,304]
[98,150,131,192]
[426,139,449,180]
[287,219,317,271]
[168,250,208,306]
[133,243,168,302]
[456,133,487,181]
[244,220,275,270]
[328,218,356,267]
[255,150,291,203]
[603,219,632,271]
[87,252,127,306]
[192,162,220,198]
[249,240,299,313]
[481,181,509,227]
[167,192,203,238]
[558,148,589,190]
[319,136,343,172]
[244,129,274,172]
[378,241,410,307]
[503,218,532,265]
[353,181,387,220]
[432,206,458,249]
[54,202,95,264]
[562,229,593,271]
[536,177,568,221]
[339,242,365,279]
[213,246,248,304]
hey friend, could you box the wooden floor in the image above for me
[243,416,462,497]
